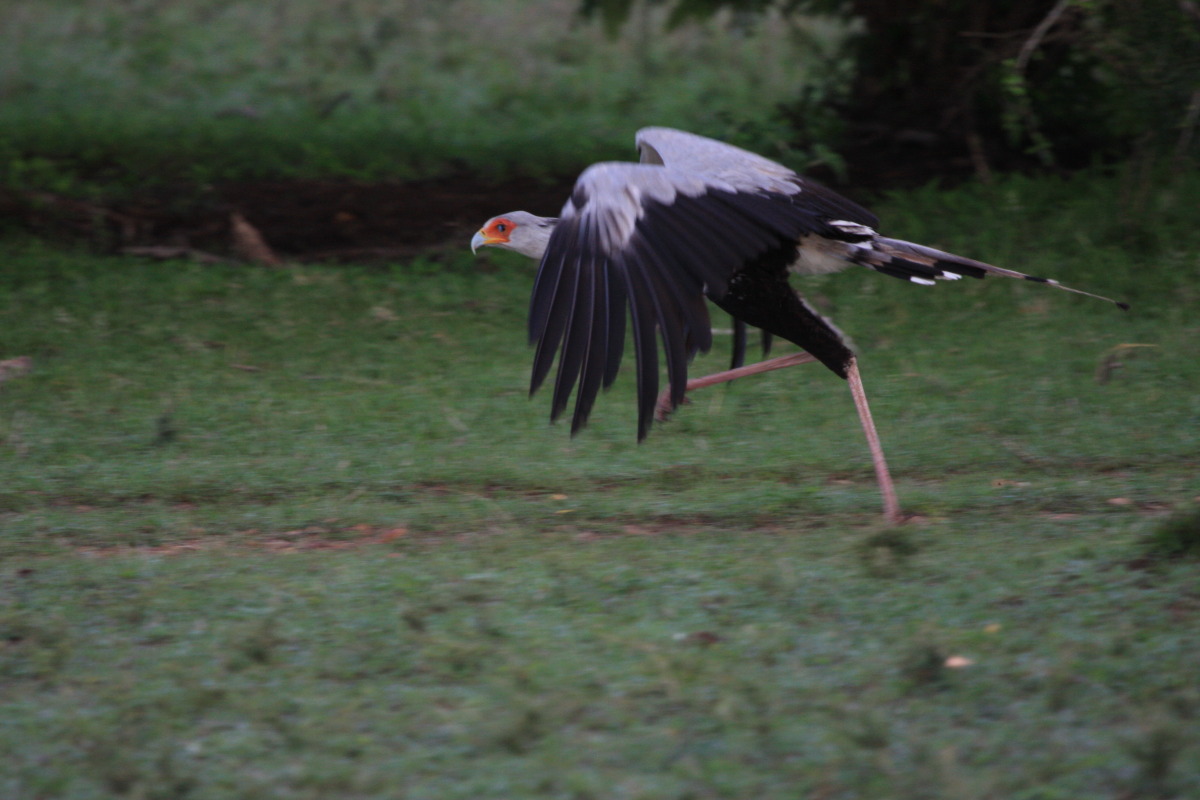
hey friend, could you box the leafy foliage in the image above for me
[581,0,1200,170]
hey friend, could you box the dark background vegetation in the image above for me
[586,0,1200,180]
[3,0,1198,257]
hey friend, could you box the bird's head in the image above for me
[471,211,556,260]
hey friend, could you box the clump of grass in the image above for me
[1141,503,1200,559]
[225,614,285,671]
[838,709,891,751]
[0,609,71,681]
[858,528,919,577]
[487,705,550,755]
[897,632,949,691]
[1124,717,1188,798]
[1043,658,1084,713]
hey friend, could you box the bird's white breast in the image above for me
[792,234,858,276]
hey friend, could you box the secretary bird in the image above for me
[471,127,1127,524]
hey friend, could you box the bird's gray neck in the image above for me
[512,215,557,259]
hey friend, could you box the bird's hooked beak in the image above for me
[471,229,496,254]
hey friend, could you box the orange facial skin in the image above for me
[476,217,515,248]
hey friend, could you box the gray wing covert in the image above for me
[636,126,880,231]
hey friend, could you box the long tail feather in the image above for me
[860,237,1130,310]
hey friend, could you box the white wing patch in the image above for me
[828,219,877,237]
[564,162,717,255]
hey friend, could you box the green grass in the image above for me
[0,0,844,197]
[1,170,1198,797]
[4,4,1195,795]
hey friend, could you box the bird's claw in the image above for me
[654,390,690,422]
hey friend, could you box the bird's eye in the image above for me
[495,223,508,233]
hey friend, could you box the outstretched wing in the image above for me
[636,130,1130,306]
[636,127,879,230]
[528,152,856,441]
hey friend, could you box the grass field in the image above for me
[2,169,1198,798]
[0,0,844,197]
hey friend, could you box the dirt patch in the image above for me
[3,174,577,263]
[2,135,994,262]
[208,175,579,259]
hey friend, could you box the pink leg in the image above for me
[845,357,902,525]
[654,352,817,421]
[656,352,903,524]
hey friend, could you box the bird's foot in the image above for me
[654,391,690,422]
